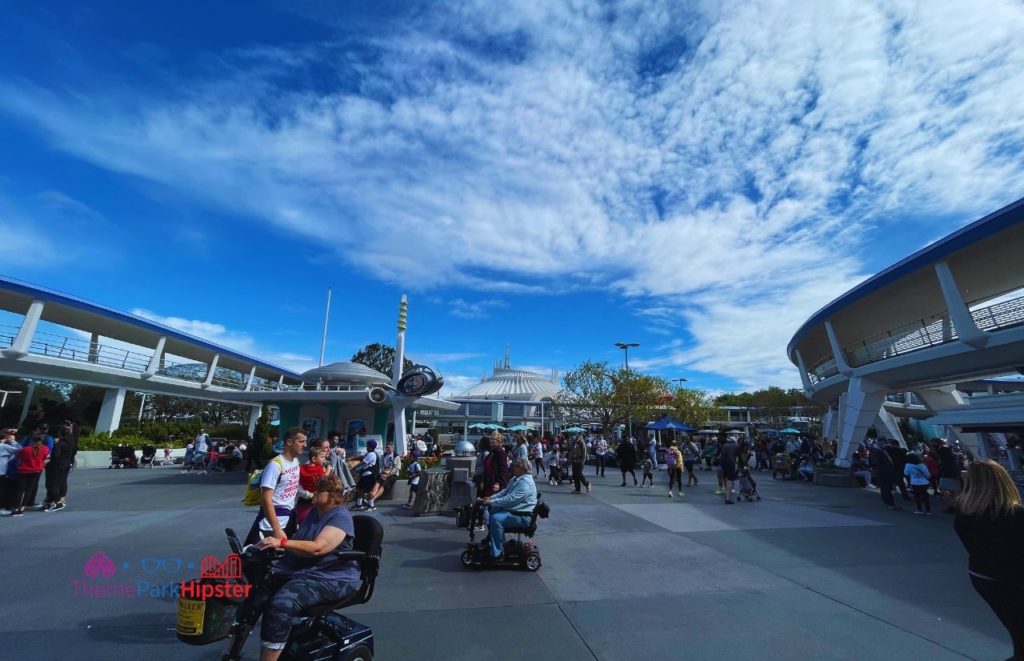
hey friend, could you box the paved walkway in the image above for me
[0,466,1010,660]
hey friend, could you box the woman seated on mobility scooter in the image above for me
[254,474,362,661]
[476,458,537,562]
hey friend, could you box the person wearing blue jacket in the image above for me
[478,458,537,561]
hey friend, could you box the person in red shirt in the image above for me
[293,446,327,526]
[11,435,48,516]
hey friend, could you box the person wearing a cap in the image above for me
[352,439,379,512]
[402,450,423,509]
[0,428,21,515]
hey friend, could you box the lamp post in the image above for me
[136,392,148,424]
[671,378,688,389]
[615,342,639,443]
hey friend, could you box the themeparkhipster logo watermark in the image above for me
[72,551,251,600]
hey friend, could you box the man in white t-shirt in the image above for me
[194,430,209,454]
[245,427,305,544]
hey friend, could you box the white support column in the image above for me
[244,366,257,391]
[247,405,261,439]
[934,261,989,348]
[824,320,854,376]
[96,387,127,434]
[17,380,37,426]
[874,407,905,445]
[88,332,100,363]
[202,354,220,388]
[821,406,837,440]
[836,376,887,467]
[277,375,284,390]
[4,299,44,359]
[793,349,813,394]
[143,336,167,378]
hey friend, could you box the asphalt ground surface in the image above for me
[0,464,1012,660]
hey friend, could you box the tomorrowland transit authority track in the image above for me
[787,196,1024,463]
[0,275,303,432]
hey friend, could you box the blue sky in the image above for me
[2,0,1024,395]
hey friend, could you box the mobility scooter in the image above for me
[177,515,382,660]
[457,495,549,571]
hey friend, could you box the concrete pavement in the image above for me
[0,465,1010,660]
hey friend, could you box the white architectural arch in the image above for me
[788,197,1024,464]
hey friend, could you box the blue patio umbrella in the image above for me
[564,426,586,433]
[506,424,531,431]
[779,428,801,434]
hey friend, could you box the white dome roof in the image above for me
[457,367,560,401]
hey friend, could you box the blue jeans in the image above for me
[488,510,531,558]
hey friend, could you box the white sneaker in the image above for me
[668,492,673,498]
[0,509,10,516]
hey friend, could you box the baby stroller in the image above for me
[140,445,157,468]
[736,467,761,502]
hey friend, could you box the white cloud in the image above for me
[407,351,486,365]
[438,374,481,398]
[3,1,1024,387]
[130,308,316,373]
[36,190,105,224]
[448,298,508,320]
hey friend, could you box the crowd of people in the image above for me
[0,422,78,516]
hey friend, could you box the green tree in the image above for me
[351,343,414,377]
[556,361,669,437]
[670,386,716,429]
[556,360,618,430]
[624,372,671,435]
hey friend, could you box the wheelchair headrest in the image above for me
[352,514,384,556]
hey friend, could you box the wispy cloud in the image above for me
[407,351,486,365]
[36,190,106,224]
[448,298,508,320]
[3,1,1024,387]
[130,307,316,372]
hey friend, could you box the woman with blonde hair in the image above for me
[954,459,1024,659]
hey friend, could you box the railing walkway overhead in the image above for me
[1,323,284,393]
[806,292,1024,384]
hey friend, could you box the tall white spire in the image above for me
[504,344,510,369]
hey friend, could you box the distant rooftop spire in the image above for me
[504,344,510,369]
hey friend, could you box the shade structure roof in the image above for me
[646,417,695,431]
[300,361,392,386]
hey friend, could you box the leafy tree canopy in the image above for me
[350,343,414,377]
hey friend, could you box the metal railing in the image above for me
[0,323,292,392]
[807,356,838,384]
[155,357,208,383]
[845,309,954,367]
[805,293,1024,383]
[973,294,1024,332]
[0,324,16,350]
[28,328,153,372]
[278,383,371,392]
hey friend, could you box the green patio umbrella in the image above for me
[779,428,801,434]
[564,426,586,433]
